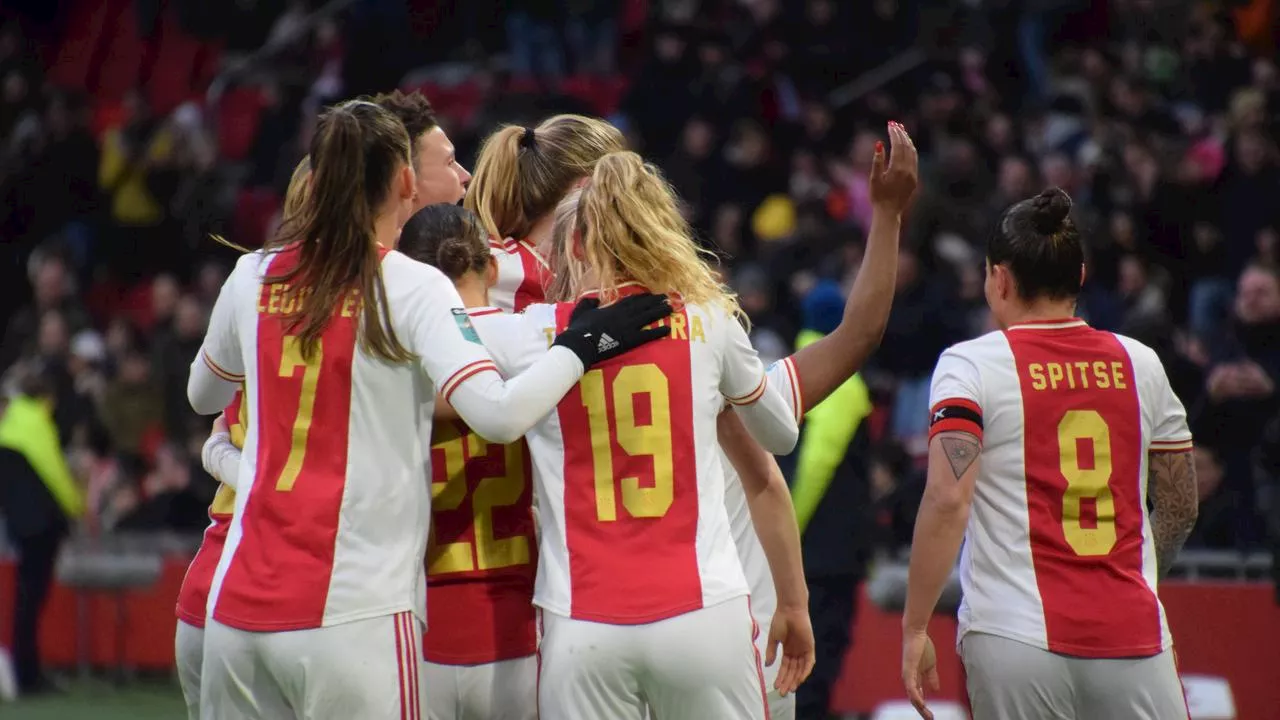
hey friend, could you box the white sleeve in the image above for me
[720,315,799,455]
[201,432,243,491]
[1143,349,1193,453]
[765,356,804,425]
[393,257,583,444]
[927,347,984,442]
[188,261,247,415]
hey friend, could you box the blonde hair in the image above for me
[464,114,626,241]
[281,156,312,220]
[564,151,742,320]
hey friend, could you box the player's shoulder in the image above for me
[941,330,1010,366]
[1106,331,1162,368]
[380,249,453,292]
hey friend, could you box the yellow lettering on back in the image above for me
[1029,363,1047,390]
[690,315,705,344]
[1111,361,1127,390]
[1092,361,1111,389]
[1047,363,1064,390]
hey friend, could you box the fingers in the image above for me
[904,674,933,720]
[926,665,941,692]
[774,656,800,696]
[870,138,886,180]
[764,632,778,668]
[889,121,919,174]
[570,296,601,322]
[616,293,673,326]
[634,326,672,344]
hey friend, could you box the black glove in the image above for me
[553,293,673,368]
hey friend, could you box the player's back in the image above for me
[489,238,551,313]
[424,407,538,664]
[210,248,441,631]
[474,289,768,625]
[940,318,1184,658]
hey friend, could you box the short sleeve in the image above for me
[720,314,769,406]
[765,356,803,425]
[1144,351,1193,453]
[200,263,245,382]
[389,255,499,402]
[928,347,983,442]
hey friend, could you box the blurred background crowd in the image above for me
[1,0,1279,698]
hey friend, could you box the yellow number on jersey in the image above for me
[1058,409,1117,556]
[427,424,531,576]
[275,336,323,492]
[581,364,675,522]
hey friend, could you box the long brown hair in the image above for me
[265,100,413,364]
[464,114,625,241]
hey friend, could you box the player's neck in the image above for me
[526,214,555,257]
[375,213,402,250]
[454,273,490,309]
[1002,298,1078,327]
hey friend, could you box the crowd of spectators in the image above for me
[2,0,1279,566]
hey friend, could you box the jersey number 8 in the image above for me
[1058,409,1117,556]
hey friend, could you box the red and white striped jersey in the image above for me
[200,247,503,632]
[489,238,551,313]
[424,399,538,663]
[176,390,247,628]
[470,286,796,624]
[929,318,1192,658]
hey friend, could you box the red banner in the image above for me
[1,559,1276,717]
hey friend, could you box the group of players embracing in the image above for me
[176,90,921,720]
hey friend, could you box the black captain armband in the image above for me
[929,399,983,442]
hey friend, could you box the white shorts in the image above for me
[962,632,1188,720]
[424,655,537,720]
[175,620,204,720]
[751,607,795,720]
[201,611,425,720]
[538,595,768,720]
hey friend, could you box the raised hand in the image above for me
[869,121,919,215]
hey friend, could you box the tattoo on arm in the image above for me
[939,434,980,480]
[1149,450,1198,580]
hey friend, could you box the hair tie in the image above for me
[520,126,537,149]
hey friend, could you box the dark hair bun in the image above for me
[1030,187,1072,234]
[435,239,473,280]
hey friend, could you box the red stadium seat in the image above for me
[232,188,281,249]
[147,6,204,114]
[216,87,267,162]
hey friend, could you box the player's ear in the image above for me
[1079,262,1087,288]
[484,255,498,289]
[399,164,415,201]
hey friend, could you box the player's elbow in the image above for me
[756,423,799,456]
[188,367,228,416]
[464,417,524,446]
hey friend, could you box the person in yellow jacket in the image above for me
[0,370,84,694]
[787,281,875,720]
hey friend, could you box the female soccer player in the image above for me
[465,151,801,720]
[174,155,311,720]
[185,100,671,720]
[902,188,1196,720]
[465,114,626,311]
